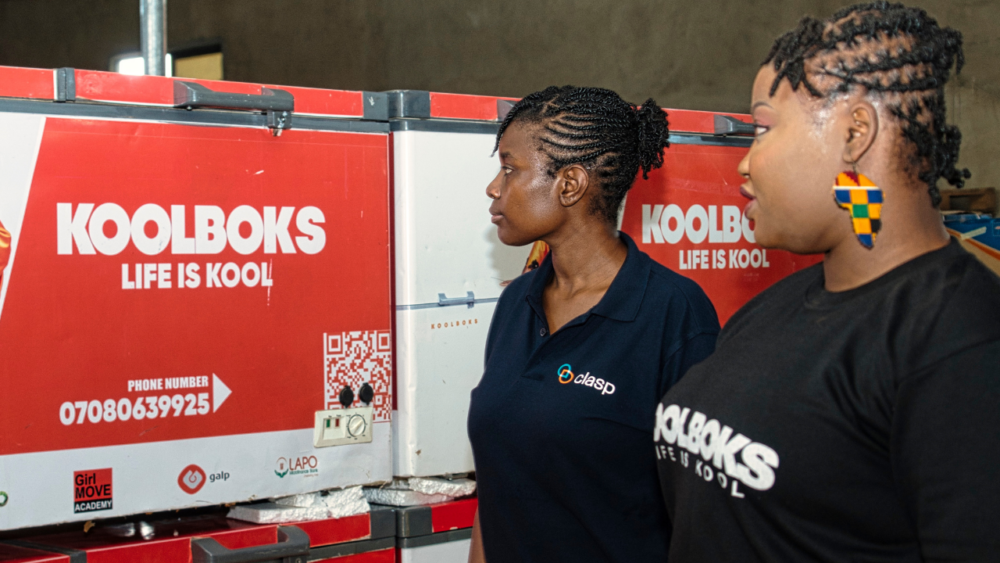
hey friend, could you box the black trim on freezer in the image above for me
[669,132,753,148]
[0,98,390,133]
[388,119,752,146]
[362,91,389,121]
[386,90,431,118]
[390,118,499,135]
[398,528,473,549]
[1,540,86,563]
[55,68,76,103]
[306,536,395,561]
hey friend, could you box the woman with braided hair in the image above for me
[656,3,1000,561]
[467,86,719,562]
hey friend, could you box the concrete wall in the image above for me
[0,0,996,191]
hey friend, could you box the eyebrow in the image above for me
[751,101,772,112]
[499,151,513,160]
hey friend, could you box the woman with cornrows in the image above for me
[657,3,1000,561]
[467,87,719,562]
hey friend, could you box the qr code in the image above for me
[324,330,392,422]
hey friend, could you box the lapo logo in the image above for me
[275,455,318,478]
[56,203,326,256]
[178,464,206,495]
[557,364,616,395]
[641,204,755,245]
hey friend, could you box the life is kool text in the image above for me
[56,203,327,290]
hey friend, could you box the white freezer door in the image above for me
[394,302,495,477]
[393,130,526,307]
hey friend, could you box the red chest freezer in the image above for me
[0,67,394,530]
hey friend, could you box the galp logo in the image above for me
[557,364,616,395]
[178,464,206,495]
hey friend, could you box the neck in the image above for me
[544,220,627,295]
[822,186,949,292]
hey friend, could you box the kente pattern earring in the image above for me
[833,169,883,249]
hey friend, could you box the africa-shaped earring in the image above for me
[833,167,883,249]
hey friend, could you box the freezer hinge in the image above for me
[55,67,76,103]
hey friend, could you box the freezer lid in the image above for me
[0,66,390,134]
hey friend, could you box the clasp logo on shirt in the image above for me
[557,364,616,395]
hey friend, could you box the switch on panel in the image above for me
[313,406,373,447]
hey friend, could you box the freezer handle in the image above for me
[713,114,755,136]
[191,525,310,563]
[438,291,476,308]
[174,81,295,113]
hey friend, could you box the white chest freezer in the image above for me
[389,91,528,478]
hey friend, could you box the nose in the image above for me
[737,148,751,180]
[486,169,502,201]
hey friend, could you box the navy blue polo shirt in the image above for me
[468,232,720,563]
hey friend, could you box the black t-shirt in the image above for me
[469,233,719,563]
[657,239,1000,562]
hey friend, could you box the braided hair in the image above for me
[495,86,670,224]
[763,2,969,207]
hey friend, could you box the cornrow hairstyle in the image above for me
[763,2,970,207]
[495,86,670,224]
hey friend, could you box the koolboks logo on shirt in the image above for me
[655,403,779,498]
[557,364,616,395]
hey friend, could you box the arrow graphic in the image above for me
[212,373,231,413]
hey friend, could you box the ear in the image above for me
[843,102,879,166]
[556,164,591,208]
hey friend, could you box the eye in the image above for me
[754,124,768,138]
[503,166,513,175]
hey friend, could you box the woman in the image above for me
[657,3,1000,561]
[467,86,720,562]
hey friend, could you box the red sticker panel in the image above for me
[0,118,391,455]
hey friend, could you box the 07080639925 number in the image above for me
[59,393,210,425]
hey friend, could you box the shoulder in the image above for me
[902,245,1000,369]
[488,267,536,329]
[640,251,720,335]
[497,268,535,305]
[722,262,822,339]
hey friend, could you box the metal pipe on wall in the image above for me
[139,0,167,76]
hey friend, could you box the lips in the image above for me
[740,186,757,221]
[489,204,503,224]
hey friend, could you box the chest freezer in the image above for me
[389,91,528,479]
[0,67,394,530]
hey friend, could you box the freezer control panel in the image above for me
[313,406,373,447]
